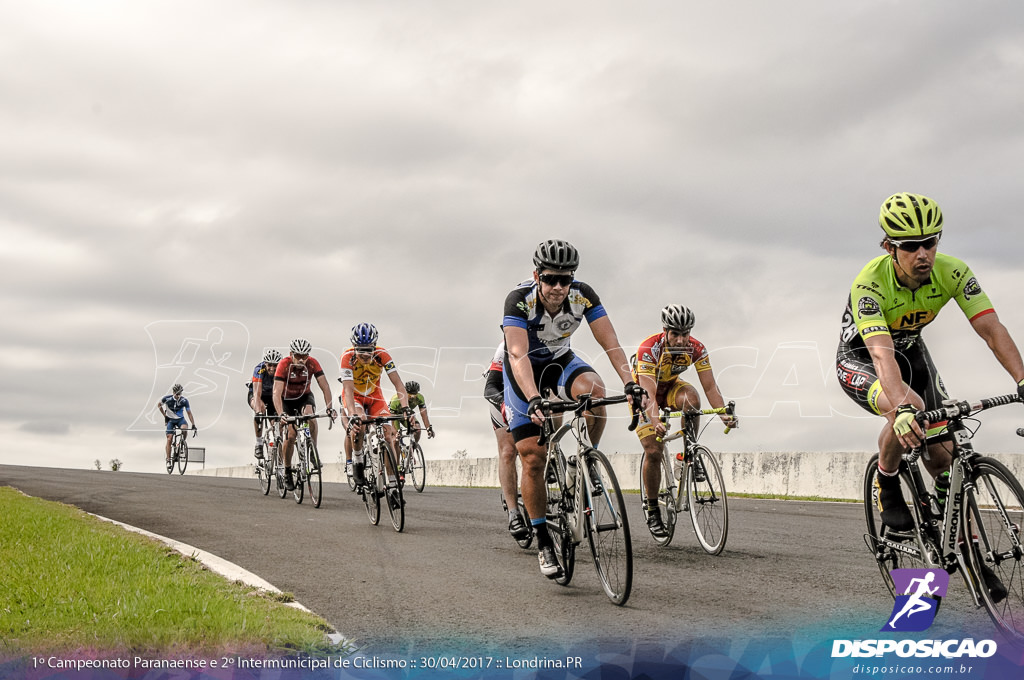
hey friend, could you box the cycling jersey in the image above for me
[632,332,711,385]
[487,342,504,373]
[249,361,276,399]
[502,279,607,362]
[160,395,190,418]
[839,253,994,353]
[389,393,426,412]
[274,356,325,400]
[339,347,398,396]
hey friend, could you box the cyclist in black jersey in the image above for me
[248,349,281,459]
[837,193,1024,547]
[502,239,646,579]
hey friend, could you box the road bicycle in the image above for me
[285,412,332,508]
[641,402,735,553]
[863,392,1024,645]
[538,392,638,606]
[351,414,407,532]
[165,427,194,475]
[396,426,427,493]
[254,415,281,496]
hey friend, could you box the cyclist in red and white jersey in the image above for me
[633,305,737,538]
[272,338,336,491]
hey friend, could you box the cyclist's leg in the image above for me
[487,369,522,520]
[668,381,701,440]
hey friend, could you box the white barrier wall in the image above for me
[189,451,1024,501]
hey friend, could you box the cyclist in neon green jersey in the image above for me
[837,193,1024,551]
[388,381,434,443]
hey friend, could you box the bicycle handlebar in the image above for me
[536,393,640,447]
[914,393,1021,427]
[660,400,737,438]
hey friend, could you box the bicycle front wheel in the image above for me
[381,441,405,532]
[639,450,677,547]
[963,457,1024,645]
[686,445,727,555]
[176,440,189,475]
[583,449,632,606]
[863,455,933,599]
[292,441,306,504]
[409,443,426,493]
[363,454,381,525]
[544,454,575,585]
[258,452,272,495]
[306,440,323,508]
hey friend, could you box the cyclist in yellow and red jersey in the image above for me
[272,338,336,491]
[836,193,1024,570]
[634,305,737,539]
[339,323,411,493]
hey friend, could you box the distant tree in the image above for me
[93,459,102,471]
[452,449,468,459]
[109,459,123,471]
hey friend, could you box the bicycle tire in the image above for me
[862,455,934,599]
[380,440,405,532]
[176,439,189,475]
[346,459,357,492]
[962,456,1024,645]
[544,454,575,586]
[686,445,727,555]
[306,439,323,508]
[276,450,288,499]
[258,449,272,495]
[165,447,174,474]
[409,442,426,493]
[363,451,381,525]
[516,498,534,549]
[292,439,306,504]
[639,449,677,547]
[583,448,632,605]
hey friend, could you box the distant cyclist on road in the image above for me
[634,305,737,539]
[248,348,282,460]
[157,384,196,466]
[389,381,435,444]
[502,239,646,579]
[836,192,1024,602]
[340,323,411,499]
[272,338,336,491]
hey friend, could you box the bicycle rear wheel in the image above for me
[176,439,188,475]
[584,449,632,606]
[686,445,727,555]
[306,440,323,508]
[639,450,677,547]
[408,443,426,493]
[962,457,1024,645]
[544,455,575,585]
[381,441,405,532]
[863,455,934,598]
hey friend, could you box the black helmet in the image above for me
[405,381,420,394]
[533,239,579,271]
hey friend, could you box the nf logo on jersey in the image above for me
[882,568,948,632]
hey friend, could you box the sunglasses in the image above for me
[890,236,939,252]
[354,346,375,354]
[538,273,574,287]
[292,353,309,361]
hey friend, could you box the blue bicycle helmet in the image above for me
[350,323,378,347]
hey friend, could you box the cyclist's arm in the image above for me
[864,333,924,445]
[971,311,1024,384]
[696,367,736,426]
[638,373,660,423]
[341,379,357,417]
[588,316,636,390]
[272,379,286,418]
[504,325,539,401]
[185,407,196,429]
[315,374,333,412]
[417,400,432,429]
[387,371,409,410]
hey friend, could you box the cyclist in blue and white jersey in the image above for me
[248,348,282,460]
[502,239,645,579]
[157,384,196,466]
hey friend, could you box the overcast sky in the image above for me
[3,1,1024,474]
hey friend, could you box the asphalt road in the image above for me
[1,464,995,656]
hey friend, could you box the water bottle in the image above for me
[565,454,578,492]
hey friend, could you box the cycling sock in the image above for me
[509,509,520,521]
[646,499,659,512]
[353,450,364,463]
[532,518,553,548]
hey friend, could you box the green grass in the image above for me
[0,487,350,658]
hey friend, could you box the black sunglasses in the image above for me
[538,273,574,287]
[890,236,939,252]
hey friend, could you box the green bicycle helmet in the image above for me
[879,192,943,239]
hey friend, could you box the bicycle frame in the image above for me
[658,402,734,512]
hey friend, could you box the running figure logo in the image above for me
[882,568,949,632]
